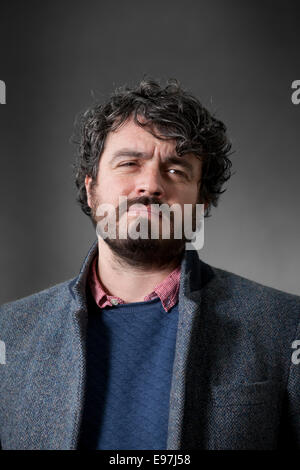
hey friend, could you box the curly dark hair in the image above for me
[73,78,233,218]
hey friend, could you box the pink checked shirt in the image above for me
[88,256,181,313]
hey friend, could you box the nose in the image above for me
[134,165,165,199]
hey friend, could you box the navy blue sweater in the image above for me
[78,290,179,450]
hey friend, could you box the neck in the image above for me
[96,238,181,303]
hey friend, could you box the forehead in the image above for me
[104,118,175,153]
[103,117,202,168]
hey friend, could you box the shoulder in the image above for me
[0,278,77,337]
[202,263,300,339]
[0,278,76,311]
[210,264,300,306]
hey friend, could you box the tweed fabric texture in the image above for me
[0,241,300,449]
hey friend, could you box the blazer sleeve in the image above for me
[285,320,300,448]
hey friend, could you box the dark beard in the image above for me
[91,195,195,270]
[104,232,186,270]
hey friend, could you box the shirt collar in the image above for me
[88,255,181,313]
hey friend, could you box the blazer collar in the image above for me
[70,240,98,308]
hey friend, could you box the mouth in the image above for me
[127,205,162,218]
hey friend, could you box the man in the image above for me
[0,79,299,450]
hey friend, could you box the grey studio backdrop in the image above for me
[0,0,299,305]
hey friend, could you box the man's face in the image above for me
[85,117,204,269]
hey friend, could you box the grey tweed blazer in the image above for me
[0,241,299,450]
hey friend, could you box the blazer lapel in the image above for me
[167,249,214,449]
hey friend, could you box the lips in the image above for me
[128,205,161,217]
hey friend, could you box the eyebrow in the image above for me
[111,148,194,173]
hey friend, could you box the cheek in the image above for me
[96,173,134,201]
[176,185,200,205]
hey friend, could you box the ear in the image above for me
[85,175,93,208]
[197,194,209,214]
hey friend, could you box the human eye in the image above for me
[119,161,138,167]
[168,168,187,177]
